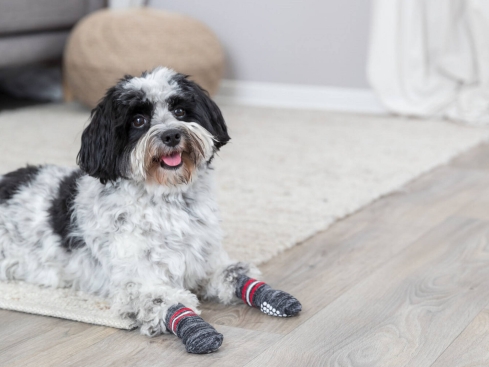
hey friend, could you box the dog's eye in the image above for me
[173,108,185,118]
[132,116,148,128]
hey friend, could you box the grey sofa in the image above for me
[0,0,105,68]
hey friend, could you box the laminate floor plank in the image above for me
[431,304,489,367]
[44,325,281,367]
[1,321,116,366]
[246,216,489,367]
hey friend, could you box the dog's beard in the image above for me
[130,122,214,186]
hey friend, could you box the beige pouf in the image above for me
[64,8,225,108]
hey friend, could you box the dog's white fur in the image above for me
[0,68,259,336]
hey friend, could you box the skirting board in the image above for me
[214,79,388,114]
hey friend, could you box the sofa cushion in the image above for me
[0,0,105,35]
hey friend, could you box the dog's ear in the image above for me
[198,91,230,150]
[176,76,231,150]
[77,88,125,184]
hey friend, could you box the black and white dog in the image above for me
[0,67,301,353]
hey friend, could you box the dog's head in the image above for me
[77,67,230,187]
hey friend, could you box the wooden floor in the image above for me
[2,144,489,366]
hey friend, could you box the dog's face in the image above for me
[77,67,230,187]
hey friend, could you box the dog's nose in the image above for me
[161,129,182,147]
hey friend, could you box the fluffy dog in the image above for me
[0,67,301,354]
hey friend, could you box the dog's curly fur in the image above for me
[0,67,260,336]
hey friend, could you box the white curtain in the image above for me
[368,0,489,125]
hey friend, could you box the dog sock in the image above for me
[165,303,223,354]
[235,275,302,317]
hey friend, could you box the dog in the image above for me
[0,67,301,354]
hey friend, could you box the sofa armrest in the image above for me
[0,31,69,67]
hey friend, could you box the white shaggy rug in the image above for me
[0,102,488,328]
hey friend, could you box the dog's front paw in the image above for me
[257,288,302,317]
[183,328,223,354]
[166,303,223,354]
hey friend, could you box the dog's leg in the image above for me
[204,262,302,317]
[111,283,223,354]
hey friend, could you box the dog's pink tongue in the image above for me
[161,152,182,166]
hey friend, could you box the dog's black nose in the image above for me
[161,129,182,147]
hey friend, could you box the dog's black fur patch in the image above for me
[48,170,86,251]
[0,165,41,204]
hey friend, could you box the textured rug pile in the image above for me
[0,102,488,329]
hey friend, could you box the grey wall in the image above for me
[149,0,371,89]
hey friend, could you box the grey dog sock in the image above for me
[235,275,302,317]
[165,303,223,354]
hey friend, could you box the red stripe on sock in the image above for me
[172,311,197,333]
[241,279,255,304]
[168,307,197,333]
[248,282,266,307]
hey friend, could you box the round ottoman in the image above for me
[64,8,225,108]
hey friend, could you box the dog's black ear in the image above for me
[199,92,230,150]
[77,88,125,184]
[175,76,230,150]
